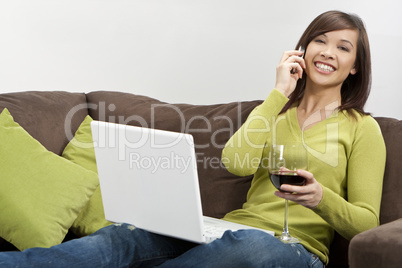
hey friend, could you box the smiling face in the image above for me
[304,29,359,92]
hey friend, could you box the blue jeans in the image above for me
[0,223,324,268]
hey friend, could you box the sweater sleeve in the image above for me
[221,89,289,176]
[312,116,386,240]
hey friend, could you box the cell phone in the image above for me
[290,46,305,74]
[298,46,305,58]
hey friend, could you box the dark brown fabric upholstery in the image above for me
[0,91,88,155]
[349,218,402,268]
[86,91,262,218]
[327,233,350,268]
[375,117,402,224]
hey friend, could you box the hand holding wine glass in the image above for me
[275,169,323,209]
[269,143,308,243]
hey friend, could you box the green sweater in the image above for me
[221,89,386,264]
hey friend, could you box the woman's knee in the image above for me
[219,230,305,267]
[219,230,277,263]
[223,229,276,248]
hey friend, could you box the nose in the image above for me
[320,50,335,60]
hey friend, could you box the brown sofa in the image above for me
[0,90,401,267]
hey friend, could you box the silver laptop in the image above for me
[91,121,274,244]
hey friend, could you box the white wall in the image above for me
[0,0,401,119]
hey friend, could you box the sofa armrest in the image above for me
[349,218,402,268]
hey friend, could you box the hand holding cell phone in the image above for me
[290,46,305,74]
[274,46,306,97]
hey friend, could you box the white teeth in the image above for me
[315,63,334,72]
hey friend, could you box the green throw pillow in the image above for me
[0,108,99,251]
[62,115,112,236]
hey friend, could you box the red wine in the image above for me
[269,171,306,192]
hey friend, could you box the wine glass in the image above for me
[269,143,308,243]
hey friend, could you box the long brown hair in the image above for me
[281,10,371,116]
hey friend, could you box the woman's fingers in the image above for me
[275,169,323,208]
[297,169,314,183]
[279,50,305,63]
[275,50,306,96]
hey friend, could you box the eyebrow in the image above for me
[321,33,355,48]
[340,38,354,48]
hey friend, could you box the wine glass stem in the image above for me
[283,199,290,236]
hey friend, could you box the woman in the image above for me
[221,9,386,266]
[0,10,385,268]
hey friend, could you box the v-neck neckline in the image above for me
[290,105,340,135]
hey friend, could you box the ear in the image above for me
[350,66,357,75]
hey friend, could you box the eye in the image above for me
[314,39,325,44]
[338,46,350,52]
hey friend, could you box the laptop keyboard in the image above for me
[204,224,234,237]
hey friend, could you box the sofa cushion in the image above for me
[374,117,402,224]
[86,91,262,218]
[62,115,113,236]
[349,218,402,268]
[0,91,89,155]
[0,108,99,251]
